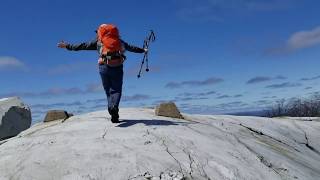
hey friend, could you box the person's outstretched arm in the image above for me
[57,39,98,51]
[121,40,146,53]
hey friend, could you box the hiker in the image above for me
[57,24,147,123]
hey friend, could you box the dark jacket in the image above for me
[66,39,145,53]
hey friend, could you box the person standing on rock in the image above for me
[58,24,147,123]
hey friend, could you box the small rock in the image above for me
[144,140,152,145]
[160,171,184,180]
[155,102,183,119]
[44,110,71,122]
[144,171,153,179]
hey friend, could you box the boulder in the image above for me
[155,102,183,119]
[0,97,31,140]
[44,110,71,122]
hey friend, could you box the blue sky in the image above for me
[1,0,320,122]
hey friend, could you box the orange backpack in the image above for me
[97,24,124,66]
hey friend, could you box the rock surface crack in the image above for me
[239,123,301,152]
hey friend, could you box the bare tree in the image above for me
[267,99,287,117]
[268,95,320,117]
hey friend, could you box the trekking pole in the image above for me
[137,30,156,78]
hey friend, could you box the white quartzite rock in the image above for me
[0,97,31,140]
[1,108,320,180]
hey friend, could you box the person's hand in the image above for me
[57,41,68,48]
[98,57,105,65]
[144,48,148,53]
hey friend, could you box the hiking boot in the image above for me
[109,107,120,123]
[111,116,120,123]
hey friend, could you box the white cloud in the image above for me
[266,26,320,55]
[286,26,320,50]
[0,56,25,70]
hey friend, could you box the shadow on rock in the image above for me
[116,119,189,128]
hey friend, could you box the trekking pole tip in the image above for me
[146,68,149,72]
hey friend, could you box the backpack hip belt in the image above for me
[100,51,126,66]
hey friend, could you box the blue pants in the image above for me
[99,64,123,109]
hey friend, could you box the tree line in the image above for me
[267,94,320,117]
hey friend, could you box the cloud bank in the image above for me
[300,75,320,81]
[265,82,302,89]
[165,77,224,89]
[246,75,287,84]
[0,83,104,98]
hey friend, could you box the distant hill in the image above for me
[228,110,269,117]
